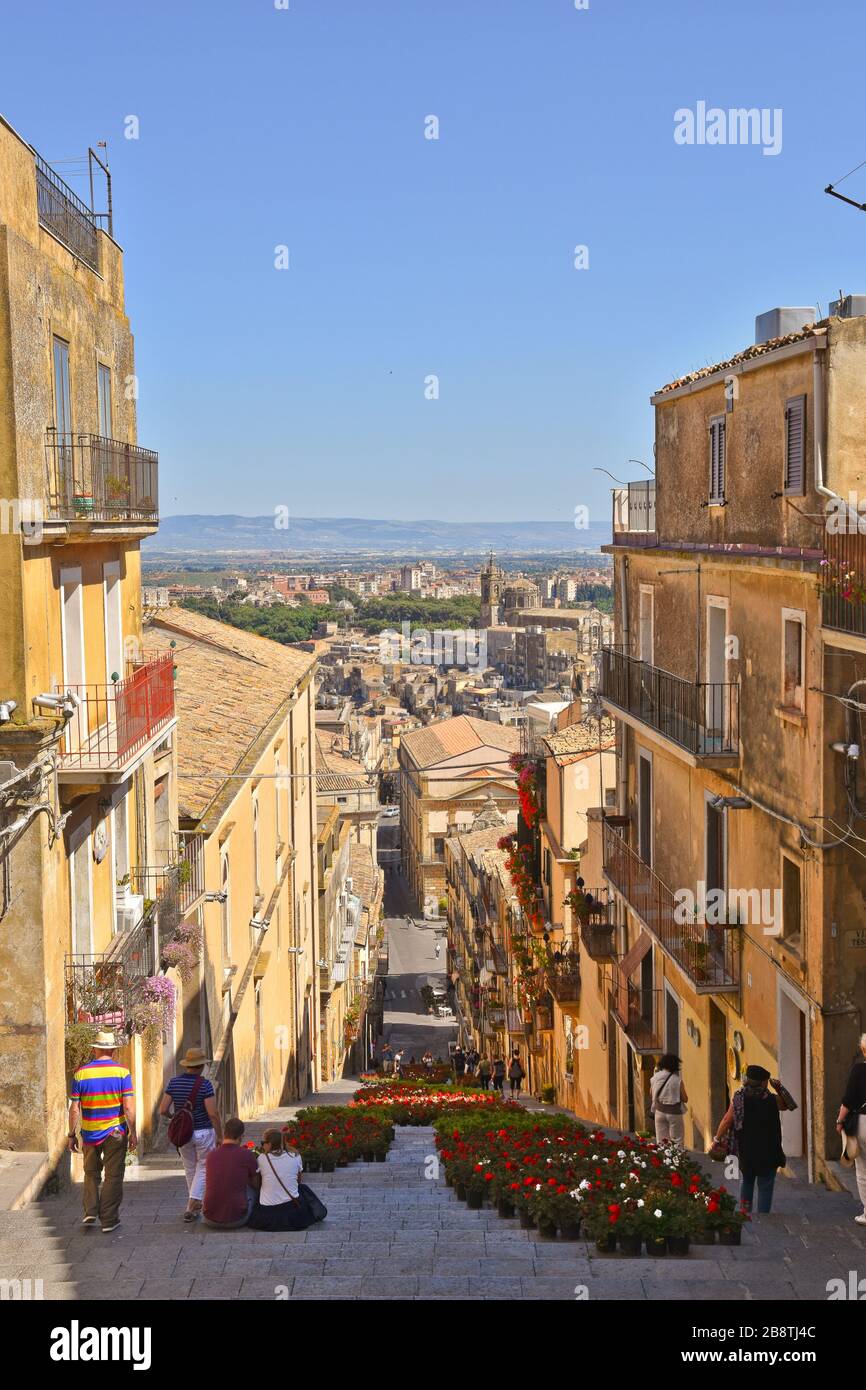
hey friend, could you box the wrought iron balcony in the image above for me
[35,153,107,273]
[821,530,866,637]
[612,980,664,1053]
[66,911,158,1032]
[45,430,158,525]
[55,654,175,774]
[581,921,617,962]
[599,646,739,759]
[603,821,740,992]
[545,954,581,1006]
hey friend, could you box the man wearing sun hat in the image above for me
[68,1031,137,1233]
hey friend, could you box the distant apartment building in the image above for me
[143,586,170,608]
[399,714,521,915]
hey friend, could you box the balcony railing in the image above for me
[45,430,159,524]
[35,153,106,272]
[581,921,617,962]
[603,822,740,992]
[130,853,201,953]
[612,980,664,1053]
[612,481,656,543]
[546,954,581,1005]
[821,530,866,637]
[599,646,739,758]
[66,911,158,1031]
[56,654,175,772]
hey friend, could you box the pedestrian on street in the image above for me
[712,1064,797,1214]
[382,1043,394,1076]
[453,1045,466,1078]
[508,1053,526,1098]
[835,1032,866,1226]
[394,1049,404,1077]
[476,1055,491,1090]
[422,1049,434,1072]
[466,1047,479,1076]
[67,1031,137,1233]
[434,940,441,959]
[202,1117,258,1229]
[649,1053,688,1147]
[491,1055,506,1093]
[158,1046,221,1221]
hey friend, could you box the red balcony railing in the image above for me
[57,654,175,771]
[603,821,739,992]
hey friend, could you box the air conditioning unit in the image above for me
[116,894,145,933]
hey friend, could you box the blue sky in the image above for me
[2,0,865,523]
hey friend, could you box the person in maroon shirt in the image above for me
[202,1117,259,1228]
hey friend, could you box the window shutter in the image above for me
[709,418,726,502]
[784,395,806,495]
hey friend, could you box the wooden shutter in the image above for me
[709,417,726,502]
[784,395,806,495]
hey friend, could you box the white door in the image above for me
[60,568,85,752]
[69,818,94,956]
[778,988,806,1158]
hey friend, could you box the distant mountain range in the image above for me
[145,515,608,556]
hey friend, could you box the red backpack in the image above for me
[167,1075,205,1149]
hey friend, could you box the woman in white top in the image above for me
[650,1054,688,1146]
[247,1129,312,1231]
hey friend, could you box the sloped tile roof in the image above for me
[543,715,616,765]
[143,606,315,821]
[401,714,522,770]
[656,324,825,396]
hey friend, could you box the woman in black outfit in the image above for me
[712,1064,797,1214]
[835,1034,866,1225]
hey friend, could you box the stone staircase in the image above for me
[1,1126,865,1299]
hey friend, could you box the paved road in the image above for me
[376,870,456,1066]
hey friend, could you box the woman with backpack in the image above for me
[158,1047,221,1222]
[508,1052,525,1097]
[649,1053,688,1147]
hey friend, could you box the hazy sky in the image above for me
[3,0,865,522]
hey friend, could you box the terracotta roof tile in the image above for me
[656,324,825,396]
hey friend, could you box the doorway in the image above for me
[664,984,680,1058]
[778,987,807,1158]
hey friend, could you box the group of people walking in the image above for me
[68,1033,326,1234]
[452,1045,525,1096]
[650,1036,866,1221]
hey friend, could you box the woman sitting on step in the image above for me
[247,1129,314,1232]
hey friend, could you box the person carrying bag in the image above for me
[649,1054,688,1146]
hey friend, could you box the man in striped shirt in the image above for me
[68,1031,137,1232]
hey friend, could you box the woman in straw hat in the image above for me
[158,1046,221,1222]
[835,1033,866,1225]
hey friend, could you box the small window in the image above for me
[784,395,806,496]
[782,610,805,711]
[782,856,802,951]
[709,416,726,504]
